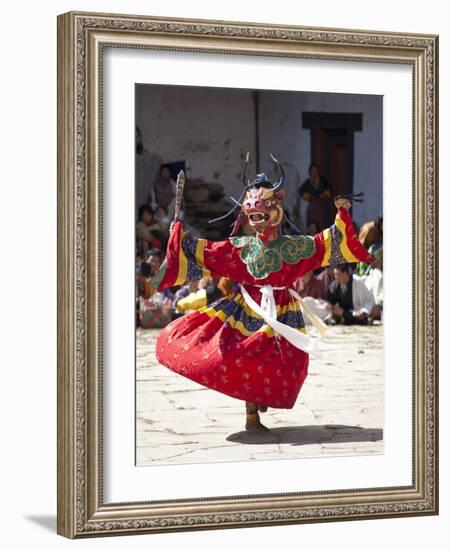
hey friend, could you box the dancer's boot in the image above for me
[245,401,270,432]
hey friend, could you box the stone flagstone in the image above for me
[136,324,384,465]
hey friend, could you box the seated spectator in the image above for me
[358,213,383,249]
[137,251,174,328]
[357,244,383,321]
[149,205,170,251]
[173,280,199,308]
[136,261,152,327]
[146,248,163,276]
[154,205,171,235]
[136,205,163,256]
[135,251,143,274]
[318,266,334,288]
[296,269,329,300]
[136,261,154,299]
[295,268,333,326]
[152,164,176,220]
[138,292,173,329]
[326,264,375,325]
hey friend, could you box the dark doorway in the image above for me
[303,112,362,198]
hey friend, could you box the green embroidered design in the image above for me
[230,234,315,279]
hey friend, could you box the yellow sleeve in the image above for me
[318,208,375,267]
[175,289,207,313]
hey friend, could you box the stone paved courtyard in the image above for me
[136,324,384,466]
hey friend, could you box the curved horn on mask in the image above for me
[270,153,285,191]
[241,151,250,186]
[208,189,246,224]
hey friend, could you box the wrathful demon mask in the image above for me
[209,153,286,237]
[241,174,285,235]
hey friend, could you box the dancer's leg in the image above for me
[245,401,270,432]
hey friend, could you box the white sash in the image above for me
[239,284,328,355]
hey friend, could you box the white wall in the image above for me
[258,90,383,226]
[1,1,447,549]
[136,84,256,198]
[137,85,382,227]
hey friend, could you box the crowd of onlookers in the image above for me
[136,157,383,329]
[295,247,383,327]
[136,193,383,330]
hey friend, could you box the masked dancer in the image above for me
[150,154,374,432]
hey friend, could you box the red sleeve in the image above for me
[313,208,375,268]
[150,222,232,290]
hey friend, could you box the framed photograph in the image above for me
[57,11,439,538]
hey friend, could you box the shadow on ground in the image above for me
[226,424,383,446]
[24,515,56,533]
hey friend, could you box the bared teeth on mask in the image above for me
[249,212,270,222]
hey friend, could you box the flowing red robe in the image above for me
[150,208,373,409]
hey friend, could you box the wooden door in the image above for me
[312,128,353,198]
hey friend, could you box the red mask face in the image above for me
[241,186,285,236]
